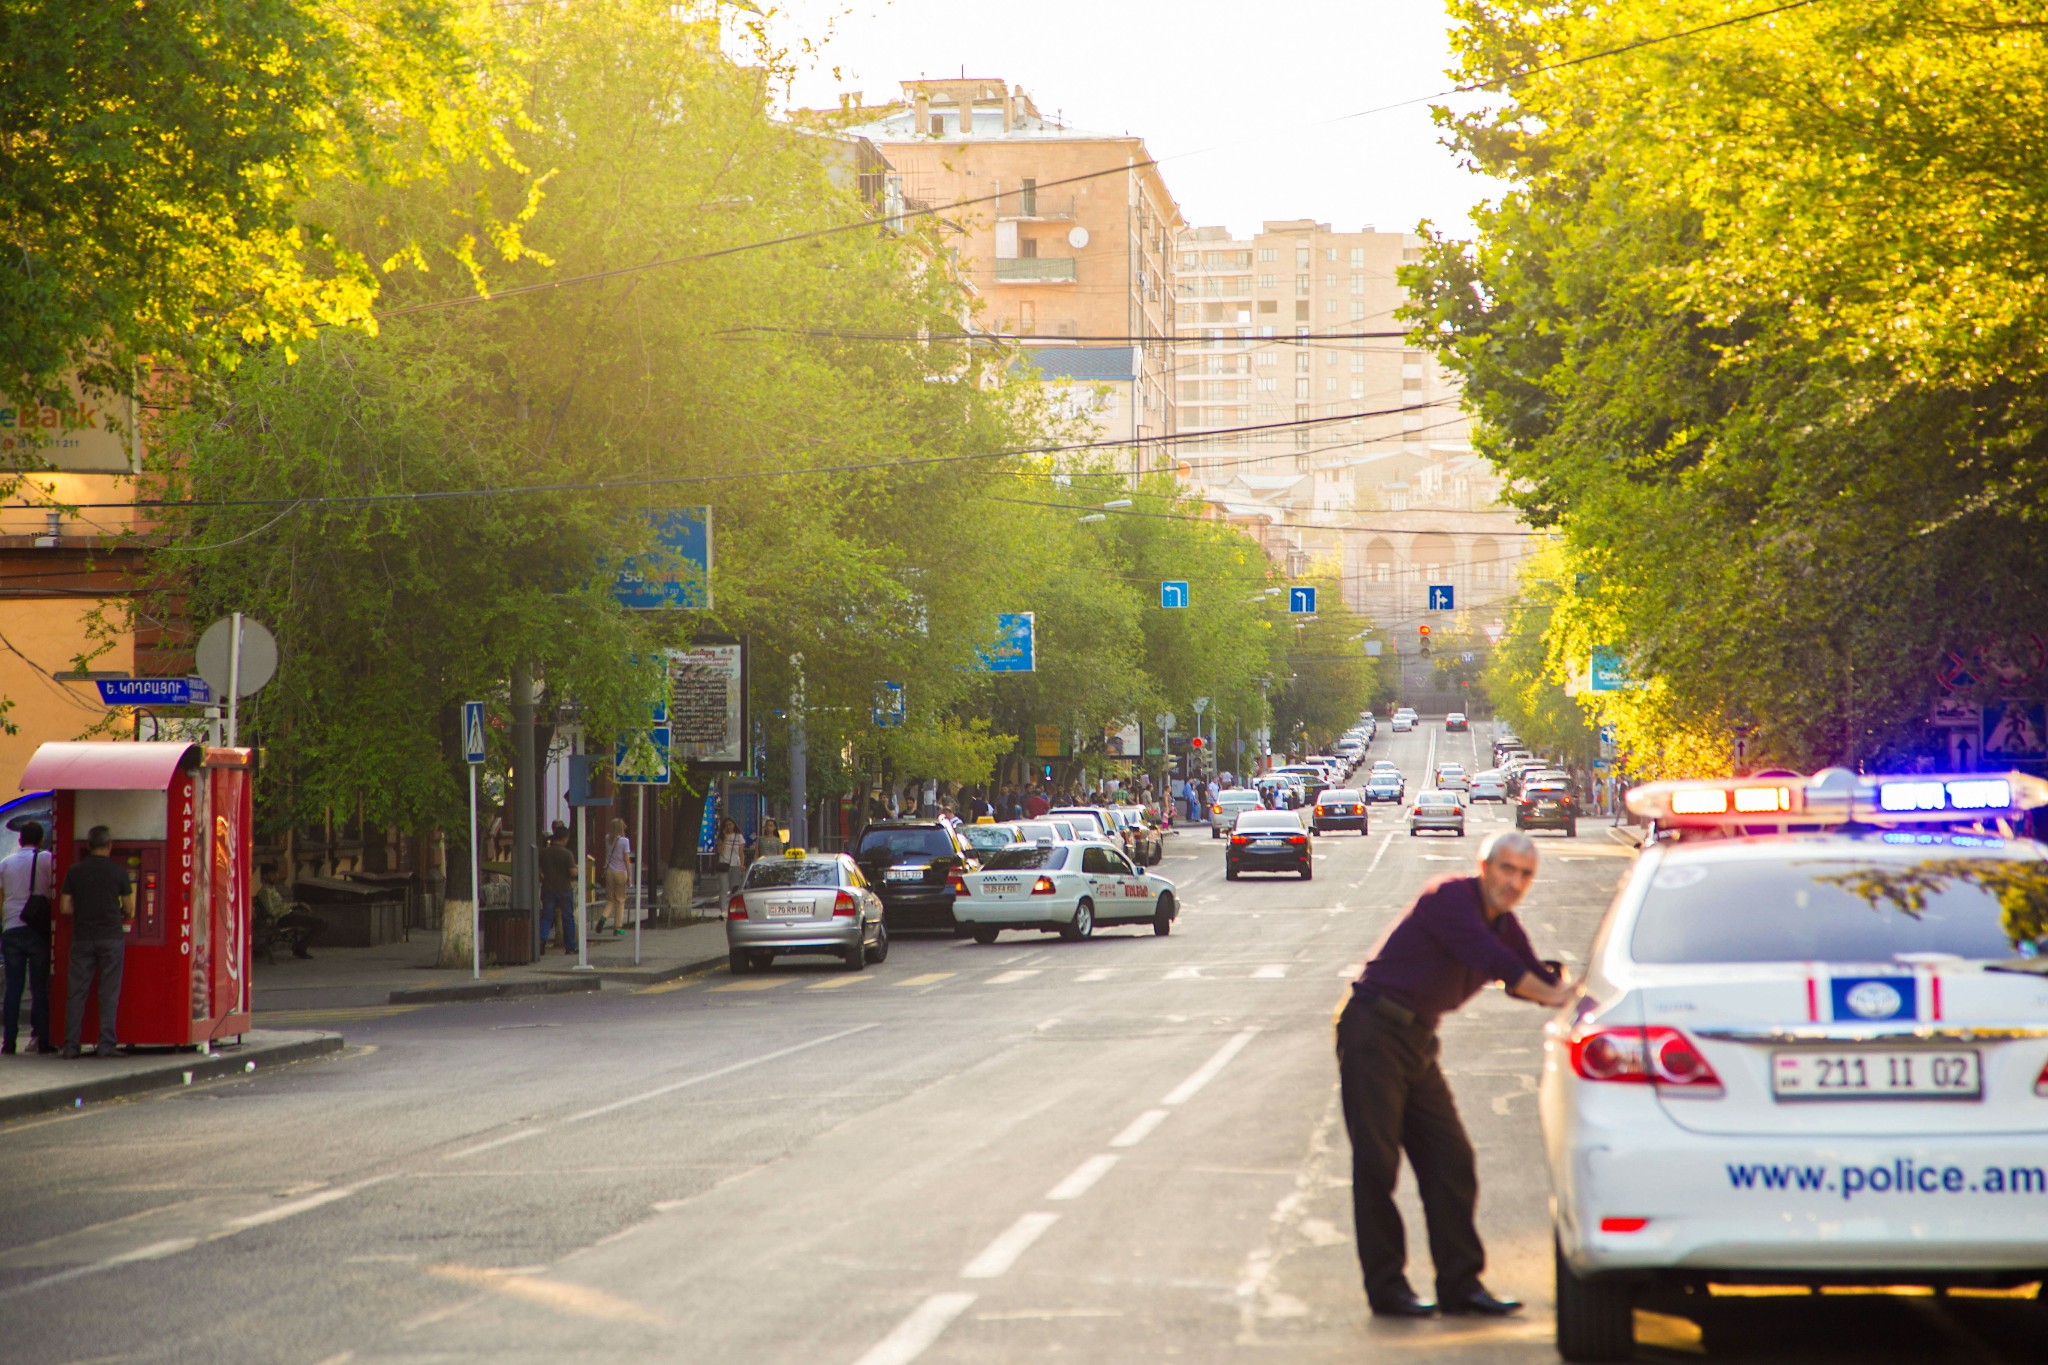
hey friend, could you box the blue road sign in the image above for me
[1589,648,1633,693]
[873,681,905,728]
[613,508,712,610]
[96,677,212,707]
[1983,701,2048,762]
[1288,586,1317,614]
[462,701,487,764]
[615,727,672,785]
[1428,584,1455,611]
[977,613,1036,673]
[1160,580,1189,609]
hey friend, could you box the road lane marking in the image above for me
[1075,968,1113,982]
[1363,830,1396,877]
[562,1024,878,1124]
[1163,965,1204,980]
[445,1129,544,1161]
[987,970,1040,985]
[1110,1108,1170,1148]
[960,1212,1060,1279]
[805,975,873,990]
[851,1292,978,1365]
[892,973,954,987]
[1162,1028,1259,1105]
[224,1177,391,1230]
[1337,962,1363,978]
[428,1264,666,1326]
[1251,965,1288,980]
[707,978,788,992]
[1045,1154,1119,1201]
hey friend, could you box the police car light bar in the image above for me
[1628,771,2048,828]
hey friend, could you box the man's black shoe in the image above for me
[1439,1287,1523,1317]
[1368,1292,1438,1318]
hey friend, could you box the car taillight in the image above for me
[1569,1027,1722,1094]
[726,894,748,920]
[1286,834,1307,845]
[832,891,859,917]
[1598,1217,1650,1234]
[1230,835,1249,845]
[2036,1058,2048,1097]
[1519,798,1534,808]
[1211,804,1222,814]
[1031,876,1057,896]
[946,873,968,896]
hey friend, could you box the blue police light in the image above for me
[1875,777,2014,814]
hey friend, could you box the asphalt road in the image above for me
[2,721,2043,1363]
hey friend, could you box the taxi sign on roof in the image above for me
[783,846,807,859]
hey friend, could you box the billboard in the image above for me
[614,508,712,610]
[666,640,746,767]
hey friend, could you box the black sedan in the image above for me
[1515,781,1579,836]
[1225,811,1314,881]
[1311,788,1369,835]
[852,821,978,929]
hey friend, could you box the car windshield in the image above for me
[959,825,1020,852]
[1236,813,1303,832]
[983,845,1070,871]
[1631,852,2048,963]
[1319,789,1361,804]
[745,860,841,889]
[857,829,955,860]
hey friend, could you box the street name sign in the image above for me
[97,677,212,707]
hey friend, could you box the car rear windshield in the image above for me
[857,829,955,860]
[959,826,1019,852]
[1237,813,1304,831]
[983,845,1070,871]
[746,861,840,888]
[1418,794,1458,807]
[1052,810,1108,833]
[1218,792,1261,804]
[1319,789,1361,803]
[1630,853,2048,963]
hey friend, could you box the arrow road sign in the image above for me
[1160,580,1189,609]
[1428,584,1455,611]
[1288,586,1317,614]
[463,701,486,765]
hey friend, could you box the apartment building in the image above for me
[1172,220,1532,644]
[840,79,1183,474]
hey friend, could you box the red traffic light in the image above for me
[1191,737,1205,749]
[1418,624,1432,636]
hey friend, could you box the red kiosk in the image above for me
[21,741,254,1050]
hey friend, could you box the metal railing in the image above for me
[996,257,1078,283]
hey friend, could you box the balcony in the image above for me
[995,191,1078,222]
[996,257,1077,284]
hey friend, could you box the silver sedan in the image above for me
[1408,790,1467,837]
[726,851,887,973]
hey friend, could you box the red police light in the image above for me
[1191,737,1205,749]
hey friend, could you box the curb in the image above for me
[587,951,730,987]
[0,1032,346,1123]
[388,975,604,1005]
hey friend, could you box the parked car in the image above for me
[1408,790,1467,837]
[1225,810,1314,880]
[851,821,978,931]
[1312,787,1369,835]
[957,822,1027,859]
[955,840,1177,943]
[726,850,886,973]
[1112,805,1164,866]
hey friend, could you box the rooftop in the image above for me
[1019,345,1141,383]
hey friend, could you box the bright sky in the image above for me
[763,0,1505,239]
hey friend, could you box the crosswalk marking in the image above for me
[806,975,873,990]
[1251,965,1288,980]
[1164,965,1204,980]
[707,978,788,993]
[892,972,955,988]
[987,970,1041,985]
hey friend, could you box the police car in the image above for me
[1542,768,2048,1360]
[953,840,1178,944]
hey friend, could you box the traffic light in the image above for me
[1419,623,1432,657]
[1191,736,1205,750]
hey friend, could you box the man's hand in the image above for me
[1509,970,1576,1009]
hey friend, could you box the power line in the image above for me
[713,327,1418,345]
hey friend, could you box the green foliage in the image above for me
[1411,1,2048,772]
[1270,565,1380,750]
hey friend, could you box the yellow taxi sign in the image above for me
[975,816,995,824]
[783,846,807,859]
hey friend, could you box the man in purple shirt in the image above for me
[1336,829,1573,1318]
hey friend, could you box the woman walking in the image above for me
[717,817,749,901]
[603,818,632,935]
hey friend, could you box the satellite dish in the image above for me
[1068,226,1090,250]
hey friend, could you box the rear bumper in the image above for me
[1410,818,1465,832]
[1228,851,1310,871]
[1313,815,1367,832]
[1517,812,1575,829]
[874,889,958,930]
[954,894,1081,927]
[727,919,862,953]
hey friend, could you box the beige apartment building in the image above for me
[1172,220,1533,653]
[841,79,1183,474]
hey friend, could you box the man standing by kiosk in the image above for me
[60,825,132,1058]
[1335,830,1573,1317]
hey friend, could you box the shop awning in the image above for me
[19,742,204,792]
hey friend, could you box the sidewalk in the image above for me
[0,1030,345,1122]
[254,916,733,1015]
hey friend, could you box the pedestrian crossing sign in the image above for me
[463,701,486,765]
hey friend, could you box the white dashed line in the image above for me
[1251,964,1288,980]
[1046,1154,1120,1201]
[1110,1108,1171,1148]
[960,1212,1060,1279]
[987,970,1040,985]
[1076,968,1114,983]
[446,1129,544,1161]
[563,1025,878,1123]
[1162,1028,1259,1105]
[851,1292,979,1365]
[1337,961,1363,978]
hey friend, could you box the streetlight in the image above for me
[1077,513,1107,524]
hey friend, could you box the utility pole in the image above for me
[511,664,539,960]
[789,654,809,848]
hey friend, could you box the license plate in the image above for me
[1253,839,1283,848]
[1772,1049,1981,1100]
[886,867,924,881]
[763,900,811,919]
[981,878,1021,896]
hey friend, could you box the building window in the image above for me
[1350,379,1365,399]
[1403,375,1423,390]
[1020,300,1036,333]
[1350,247,1365,266]
[1295,274,1310,295]
[1325,377,1338,394]
[1259,247,1277,263]
[1181,252,1199,269]
[1258,376,1278,391]
[1324,247,1338,261]
[1257,299,1277,313]
[1296,248,1311,267]
[1351,352,1365,372]
[1258,274,1276,289]
[1295,378,1311,398]
[1020,237,1038,259]
[1326,298,1338,315]
[1325,273,1338,289]
[1351,301,1367,320]
[1295,300,1310,321]
[1350,273,1364,294]
[1296,351,1311,372]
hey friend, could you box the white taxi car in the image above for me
[1543,768,2048,1361]
[954,841,1178,944]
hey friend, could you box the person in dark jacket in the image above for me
[60,825,133,1058]
[1334,829,1573,1319]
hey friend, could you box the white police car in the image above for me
[1543,768,2048,1360]
[953,840,1177,944]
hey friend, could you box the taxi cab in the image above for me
[954,841,1177,944]
[726,849,886,974]
[1543,769,2048,1361]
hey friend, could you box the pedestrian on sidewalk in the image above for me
[254,862,324,958]
[603,818,632,935]
[0,819,54,1054]
[1333,830,1573,1319]
[755,817,786,862]
[61,825,133,1059]
[716,817,748,901]
[538,823,577,954]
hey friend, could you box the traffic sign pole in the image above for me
[226,613,243,747]
[468,762,481,981]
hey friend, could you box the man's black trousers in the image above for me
[1334,995,1486,1305]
